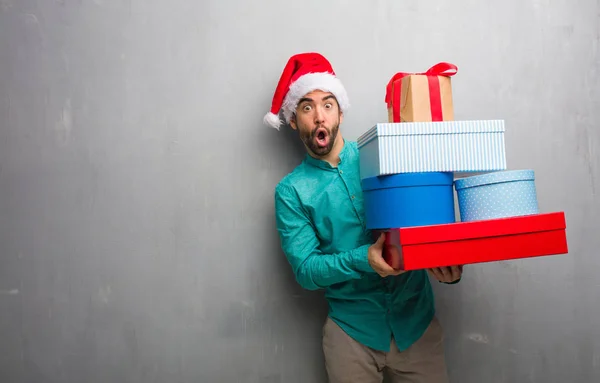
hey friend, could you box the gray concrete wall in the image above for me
[0,1,598,382]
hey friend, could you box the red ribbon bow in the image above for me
[384,62,458,122]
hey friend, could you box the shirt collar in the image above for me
[304,139,348,170]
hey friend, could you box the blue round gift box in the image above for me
[454,169,539,222]
[361,172,456,230]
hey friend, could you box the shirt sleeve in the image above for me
[274,183,376,291]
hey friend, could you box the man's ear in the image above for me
[289,115,298,130]
[339,111,344,124]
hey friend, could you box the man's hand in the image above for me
[427,265,463,283]
[368,233,405,278]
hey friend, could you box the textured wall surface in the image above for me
[0,1,599,382]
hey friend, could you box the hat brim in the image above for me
[281,72,350,124]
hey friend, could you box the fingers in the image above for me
[387,269,406,276]
[428,266,463,282]
[369,233,405,278]
[372,257,403,278]
[428,267,444,281]
[374,259,395,277]
[440,267,450,279]
[450,265,461,280]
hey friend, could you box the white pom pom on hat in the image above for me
[263,52,350,130]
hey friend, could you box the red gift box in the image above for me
[372,212,568,270]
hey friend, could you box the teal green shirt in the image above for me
[274,139,436,352]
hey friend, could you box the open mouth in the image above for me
[314,127,329,148]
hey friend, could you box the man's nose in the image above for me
[314,107,325,123]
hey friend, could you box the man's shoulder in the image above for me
[275,161,313,191]
[341,140,360,159]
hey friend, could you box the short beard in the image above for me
[300,121,339,157]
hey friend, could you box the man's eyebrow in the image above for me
[298,97,313,104]
[298,95,336,104]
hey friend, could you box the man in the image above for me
[265,52,462,383]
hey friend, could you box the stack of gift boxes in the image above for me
[357,62,569,271]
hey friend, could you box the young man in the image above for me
[265,52,462,383]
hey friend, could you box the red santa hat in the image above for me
[263,52,350,130]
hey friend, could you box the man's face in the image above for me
[290,90,343,157]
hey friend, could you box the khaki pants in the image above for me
[322,316,449,383]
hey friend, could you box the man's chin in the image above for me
[309,144,333,157]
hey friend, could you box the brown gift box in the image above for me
[385,62,458,123]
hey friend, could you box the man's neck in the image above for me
[309,134,345,167]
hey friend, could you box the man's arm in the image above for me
[274,183,376,290]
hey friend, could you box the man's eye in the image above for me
[325,103,332,108]
[303,105,312,111]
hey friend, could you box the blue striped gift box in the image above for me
[356,120,507,179]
